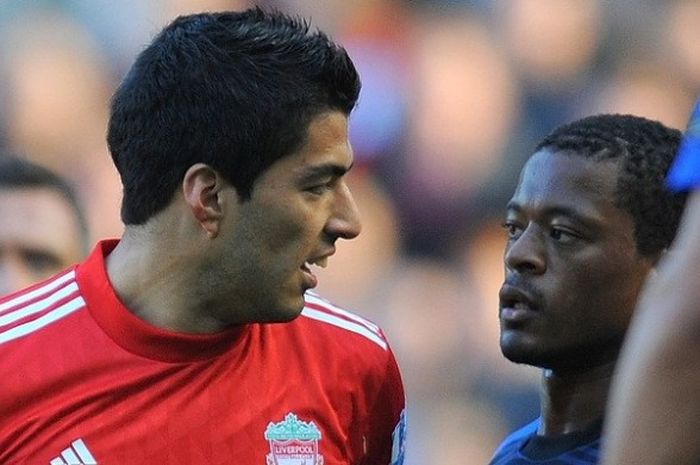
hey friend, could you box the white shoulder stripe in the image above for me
[71,439,97,464]
[301,307,388,350]
[0,270,75,314]
[50,438,97,465]
[0,296,85,345]
[0,282,79,327]
[60,446,81,464]
[304,293,381,334]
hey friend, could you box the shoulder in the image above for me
[0,268,90,410]
[294,293,406,462]
[0,268,85,348]
[285,292,403,393]
[298,292,391,353]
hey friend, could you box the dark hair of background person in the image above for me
[107,7,362,225]
[0,152,90,253]
[536,114,686,257]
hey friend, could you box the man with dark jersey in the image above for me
[0,9,406,465]
[602,100,700,465]
[488,114,687,465]
[0,153,89,295]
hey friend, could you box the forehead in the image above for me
[260,111,353,179]
[510,149,624,219]
[297,111,352,163]
[0,187,82,258]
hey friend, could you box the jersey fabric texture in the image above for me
[668,99,700,191]
[488,417,602,465]
[0,240,406,465]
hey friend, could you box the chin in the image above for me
[272,295,306,323]
[250,293,304,324]
[500,333,545,367]
[502,348,537,366]
[280,305,304,322]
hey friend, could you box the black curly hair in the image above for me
[536,114,687,257]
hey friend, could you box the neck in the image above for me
[537,361,616,436]
[106,227,227,334]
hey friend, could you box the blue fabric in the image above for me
[668,100,700,191]
[488,418,601,465]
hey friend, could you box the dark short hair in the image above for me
[107,7,361,225]
[536,114,686,256]
[0,152,90,252]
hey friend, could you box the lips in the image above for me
[499,283,540,324]
[300,249,335,290]
[300,263,319,289]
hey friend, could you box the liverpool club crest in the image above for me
[264,413,323,465]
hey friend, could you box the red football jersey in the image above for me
[0,240,406,465]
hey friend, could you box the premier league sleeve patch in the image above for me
[390,409,406,465]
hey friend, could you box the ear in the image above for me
[182,163,228,239]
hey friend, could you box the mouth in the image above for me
[300,253,332,289]
[499,284,539,324]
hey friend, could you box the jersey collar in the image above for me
[76,239,247,363]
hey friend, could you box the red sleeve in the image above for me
[362,345,407,465]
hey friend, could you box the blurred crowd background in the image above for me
[1,0,699,463]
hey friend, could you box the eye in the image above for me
[306,183,331,196]
[305,178,337,196]
[550,227,579,244]
[501,221,523,240]
[22,250,61,274]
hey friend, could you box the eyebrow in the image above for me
[505,201,600,227]
[297,162,353,182]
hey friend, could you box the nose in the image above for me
[326,181,362,241]
[504,224,546,275]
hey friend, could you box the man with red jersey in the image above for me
[0,8,406,465]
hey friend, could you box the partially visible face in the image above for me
[212,111,362,323]
[498,149,656,372]
[0,187,84,296]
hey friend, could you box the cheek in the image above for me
[572,262,643,326]
[545,259,612,319]
[259,207,317,256]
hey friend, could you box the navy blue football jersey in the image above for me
[488,417,602,465]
